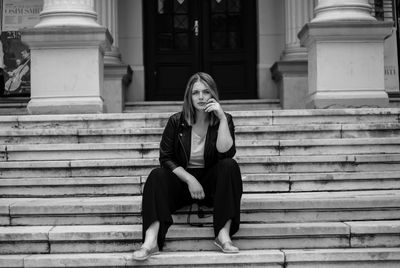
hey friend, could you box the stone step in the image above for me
[2,138,400,161]
[286,171,400,192]
[1,154,399,178]
[0,177,142,197]
[390,97,400,108]
[277,137,400,155]
[2,99,280,116]
[0,250,284,267]
[1,122,399,145]
[1,190,400,225]
[2,221,399,254]
[237,154,400,174]
[2,171,399,198]
[283,248,400,268]
[1,143,160,161]
[0,98,28,116]
[124,99,282,112]
[0,111,265,131]
[2,248,400,267]
[0,108,398,131]
[0,222,346,253]
[0,107,27,115]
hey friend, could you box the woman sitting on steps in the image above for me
[133,72,243,261]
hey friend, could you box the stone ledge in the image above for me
[1,153,400,168]
[271,60,308,81]
[284,247,400,262]
[21,26,112,51]
[345,220,400,234]
[2,248,400,267]
[5,250,284,267]
[1,190,399,216]
[299,21,394,45]
[0,177,140,187]
[0,108,399,122]
[0,222,350,242]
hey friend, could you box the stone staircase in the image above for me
[1,108,400,267]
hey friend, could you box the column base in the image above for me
[104,64,127,113]
[21,26,111,115]
[27,97,104,114]
[280,46,308,61]
[299,21,393,109]
[312,0,376,22]
[271,60,308,109]
[307,91,389,109]
[104,46,122,65]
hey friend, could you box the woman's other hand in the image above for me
[186,175,205,200]
[172,167,205,200]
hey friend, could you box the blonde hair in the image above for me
[182,72,220,126]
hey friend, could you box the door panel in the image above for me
[202,0,256,99]
[144,0,256,100]
[144,0,198,101]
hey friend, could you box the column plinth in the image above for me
[299,20,392,108]
[22,0,111,114]
[298,0,391,108]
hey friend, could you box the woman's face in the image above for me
[191,81,212,111]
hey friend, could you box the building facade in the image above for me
[0,0,399,113]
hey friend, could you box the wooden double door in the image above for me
[144,0,257,101]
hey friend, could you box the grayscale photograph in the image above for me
[0,0,400,267]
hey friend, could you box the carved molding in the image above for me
[36,0,100,28]
[43,0,94,11]
[313,0,376,22]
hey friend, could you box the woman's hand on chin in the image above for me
[204,98,225,120]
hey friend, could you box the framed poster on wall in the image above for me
[0,0,42,97]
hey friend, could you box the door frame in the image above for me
[143,0,257,101]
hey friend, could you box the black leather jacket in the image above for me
[159,111,236,171]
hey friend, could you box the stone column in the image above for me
[94,0,127,113]
[298,0,392,108]
[281,0,315,61]
[271,0,315,109]
[95,0,122,65]
[21,0,112,114]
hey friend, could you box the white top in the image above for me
[0,41,4,69]
[187,129,206,168]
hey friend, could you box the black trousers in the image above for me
[141,158,243,250]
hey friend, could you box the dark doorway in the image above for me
[143,0,257,101]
